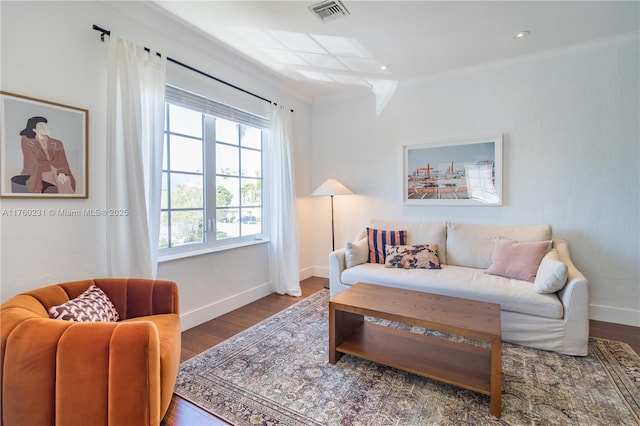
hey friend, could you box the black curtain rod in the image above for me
[92,24,292,111]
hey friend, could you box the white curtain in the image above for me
[106,35,166,278]
[268,106,301,296]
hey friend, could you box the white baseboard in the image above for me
[180,281,274,331]
[590,304,640,327]
[299,266,315,281]
[312,266,329,278]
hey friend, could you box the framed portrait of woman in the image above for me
[0,91,88,198]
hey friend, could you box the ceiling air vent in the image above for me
[309,0,350,23]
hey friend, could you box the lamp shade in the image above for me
[311,179,353,196]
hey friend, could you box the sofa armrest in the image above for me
[3,320,162,426]
[554,238,589,354]
[329,248,347,294]
[553,238,589,310]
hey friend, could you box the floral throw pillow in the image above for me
[385,244,441,269]
[49,284,119,322]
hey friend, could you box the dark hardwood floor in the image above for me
[161,276,639,426]
[589,319,640,355]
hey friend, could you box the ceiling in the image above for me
[150,1,639,102]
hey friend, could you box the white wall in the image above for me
[0,1,314,330]
[0,1,110,297]
[311,34,640,326]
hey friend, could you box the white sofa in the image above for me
[329,219,589,356]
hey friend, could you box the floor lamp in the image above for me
[312,179,353,288]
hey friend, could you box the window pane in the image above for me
[216,118,239,145]
[169,135,203,173]
[241,178,261,206]
[170,173,203,209]
[159,211,169,249]
[241,207,261,236]
[161,172,168,209]
[216,176,239,208]
[216,143,239,176]
[169,104,202,138]
[170,210,204,247]
[216,208,239,239]
[163,134,168,170]
[216,208,238,224]
[241,126,261,149]
[241,148,261,178]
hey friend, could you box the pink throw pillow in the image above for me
[485,237,551,282]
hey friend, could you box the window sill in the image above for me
[158,238,269,263]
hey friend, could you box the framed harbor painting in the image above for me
[0,91,88,198]
[404,135,502,206]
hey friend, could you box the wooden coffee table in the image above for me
[329,282,503,418]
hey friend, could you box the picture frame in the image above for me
[0,91,88,198]
[404,135,502,206]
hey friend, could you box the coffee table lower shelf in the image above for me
[333,322,492,396]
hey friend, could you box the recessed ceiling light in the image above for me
[380,64,388,71]
[513,31,531,39]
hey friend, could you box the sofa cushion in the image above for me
[486,237,551,282]
[367,228,407,264]
[345,238,369,268]
[49,284,119,322]
[384,244,441,269]
[370,219,447,264]
[341,263,563,319]
[446,222,552,269]
[534,249,568,293]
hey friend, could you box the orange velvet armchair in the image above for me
[0,278,181,426]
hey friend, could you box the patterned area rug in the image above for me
[175,290,640,425]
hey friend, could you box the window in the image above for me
[160,86,268,256]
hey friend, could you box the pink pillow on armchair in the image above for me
[485,237,551,282]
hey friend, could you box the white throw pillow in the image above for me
[534,249,568,293]
[345,238,369,268]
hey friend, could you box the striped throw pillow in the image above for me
[367,227,408,264]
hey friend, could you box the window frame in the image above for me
[159,86,269,261]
